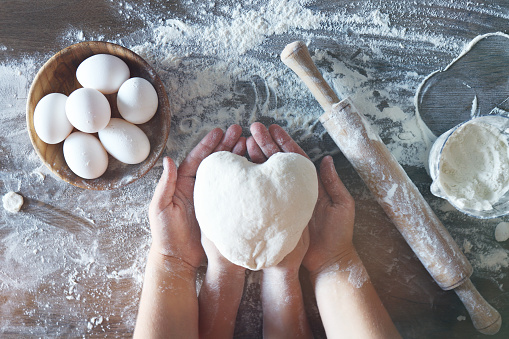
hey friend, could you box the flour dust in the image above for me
[2,0,509,335]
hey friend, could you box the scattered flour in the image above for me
[346,261,370,289]
[314,260,369,289]
[463,239,473,254]
[474,249,509,271]
[87,315,104,330]
[2,0,509,336]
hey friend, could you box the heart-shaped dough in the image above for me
[194,151,318,270]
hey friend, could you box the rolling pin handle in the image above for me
[280,41,340,111]
[454,279,502,335]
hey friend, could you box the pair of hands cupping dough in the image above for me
[194,123,318,270]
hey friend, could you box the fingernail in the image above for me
[324,155,334,167]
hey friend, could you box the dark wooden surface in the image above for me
[2,1,509,338]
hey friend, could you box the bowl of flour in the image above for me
[429,115,509,219]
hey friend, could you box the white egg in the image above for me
[76,54,130,94]
[65,88,111,133]
[33,93,73,144]
[117,77,159,124]
[98,118,150,164]
[63,132,109,179]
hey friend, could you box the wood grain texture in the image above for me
[26,41,171,190]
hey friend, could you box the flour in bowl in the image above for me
[435,117,509,211]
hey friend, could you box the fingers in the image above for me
[178,123,310,176]
[268,124,309,159]
[250,122,281,159]
[248,123,311,164]
[178,128,224,177]
[266,124,322,198]
[179,125,246,177]
[319,156,354,208]
[232,136,247,156]
[150,157,178,213]
[214,124,243,152]
[246,136,267,163]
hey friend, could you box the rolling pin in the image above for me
[281,41,501,335]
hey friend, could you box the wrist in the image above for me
[261,266,303,310]
[263,265,300,282]
[310,249,370,292]
[308,245,359,278]
[203,261,246,297]
[147,247,198,281]
[262,266,300,286]
[207,258,246,276]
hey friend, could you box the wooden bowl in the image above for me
[26,41,171,190]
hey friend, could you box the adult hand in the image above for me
[247,123,400,339]
[303,155,356,275]
[148,124,246,269]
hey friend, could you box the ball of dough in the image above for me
[194,151,318,270]
[495,222,509,242]
[3,191,24,213]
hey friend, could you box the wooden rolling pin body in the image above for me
[281,41,501,335]
[322,99,472,289]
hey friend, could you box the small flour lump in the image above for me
[3,192,24,213]
[194,151,318,270]
[438,119,509,211]
[495,222,509,242]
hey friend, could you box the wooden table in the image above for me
[1,1,509,338]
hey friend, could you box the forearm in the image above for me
[311,250,400,339]
[198,263,246,339]
[134,248,199,339]
[262,268,312,339]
